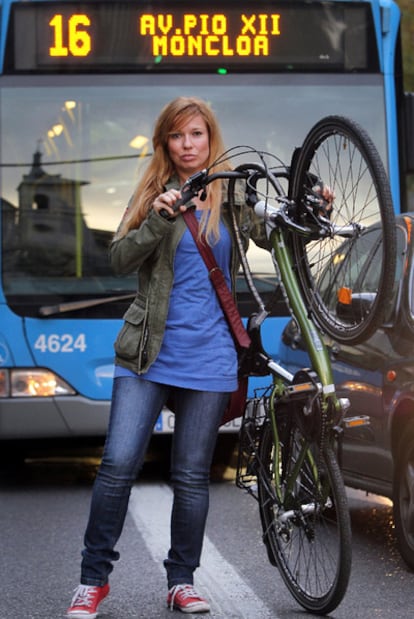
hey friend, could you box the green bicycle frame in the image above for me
[267,225,340,501]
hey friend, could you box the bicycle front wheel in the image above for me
[258,413,352,614]
[290,115,396,344]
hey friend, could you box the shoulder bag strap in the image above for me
[182,209,251,350]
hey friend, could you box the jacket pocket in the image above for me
[114,296,149,364]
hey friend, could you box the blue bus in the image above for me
[0,0,412,443]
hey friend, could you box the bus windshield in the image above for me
[1,73,387,316]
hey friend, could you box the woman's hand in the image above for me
[153,189,186,219]
[312,182,334,218]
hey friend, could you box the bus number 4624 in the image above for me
[34,333,87,353]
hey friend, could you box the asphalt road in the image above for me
[0,438,413,619]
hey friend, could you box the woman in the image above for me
[67,96,266,618]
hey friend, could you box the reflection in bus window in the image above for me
[1,77,387,308]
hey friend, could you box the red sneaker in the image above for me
[167,584,210,613]
[67,583,110,618]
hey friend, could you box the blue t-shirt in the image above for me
[115,211,238,392]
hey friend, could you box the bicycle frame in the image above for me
[256,217,344,509]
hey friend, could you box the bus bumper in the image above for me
[0,396,241,439]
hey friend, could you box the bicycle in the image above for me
[167,115,396,614]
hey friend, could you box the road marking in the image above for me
[129,483,276,618]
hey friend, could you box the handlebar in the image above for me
[159,165,314,235]
[162,164,364,241]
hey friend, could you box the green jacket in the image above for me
[111,180,267,374]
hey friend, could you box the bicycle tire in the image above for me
[257,413,352,614]
[289,115,396,344]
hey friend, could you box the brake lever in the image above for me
[160,169,208,219]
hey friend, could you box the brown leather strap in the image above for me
[182,209,251,349]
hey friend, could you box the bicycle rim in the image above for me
[290,115,396,344]
[258,418,352,614]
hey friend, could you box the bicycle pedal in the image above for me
[342,415,370,428]
[285,381,318,397]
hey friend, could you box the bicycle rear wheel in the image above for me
[289,115,396,344]
[257,410,352,615]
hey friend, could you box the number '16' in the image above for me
[49,14,92,57]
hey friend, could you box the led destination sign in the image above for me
[45,11,282,62]
[136,12,282,59]
[5,2,377,73]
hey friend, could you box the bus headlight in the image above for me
[0,368,76,397]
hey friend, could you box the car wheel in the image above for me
[393,422,414,569]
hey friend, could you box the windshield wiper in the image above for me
[38,293,136,316]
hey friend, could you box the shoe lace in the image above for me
[169,584,200,610]
[71,585,98,608]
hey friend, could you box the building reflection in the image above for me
[3,150,112,279]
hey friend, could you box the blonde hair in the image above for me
[115,96,231,242]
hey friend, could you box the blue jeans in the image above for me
[80,376,228,588]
